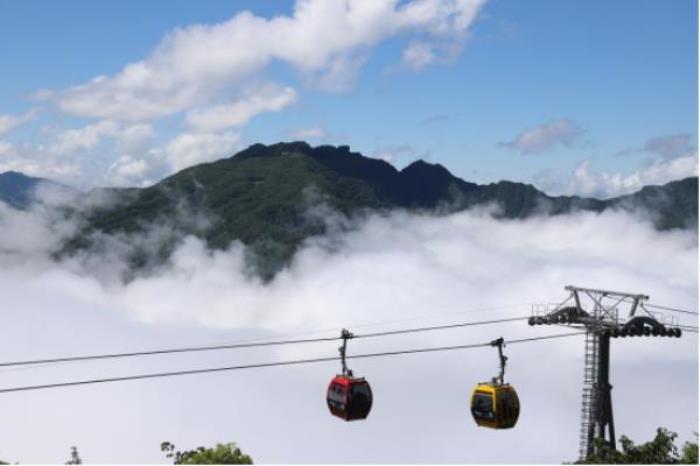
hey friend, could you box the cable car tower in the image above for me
[528,285,683,461]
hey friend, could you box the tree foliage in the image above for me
[65,446,82,465]
[161,441,253,464]
[578,428,699,464]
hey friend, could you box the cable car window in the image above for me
[347,382,372,419]
[351,383,371,399]
[496,390,506,421]
[504,391,519,411]
[328,384,346,403]
[471,392,494,420]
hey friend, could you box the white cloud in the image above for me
[0,121,242,189]
[289,127,328,140]
[0,122,160,188]
[162,131,241,172]
[116,123,155,153]
[54,0,486,121]
[503,117,583,154]
[106,155,153,187]
[564,154,698,198]
[0,205,695,462]
[0,141,84,181]
[49,120,119,156]
[185,86,297,132]
[403,41,436,69]
[0,109,38,136]
[0,140,14,157]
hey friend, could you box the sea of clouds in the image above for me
[0,190,696,463]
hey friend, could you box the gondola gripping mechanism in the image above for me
[490,337,507,386]
[339,328,354,377]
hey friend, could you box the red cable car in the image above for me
[326,329,373,421]
[327,374,373,421]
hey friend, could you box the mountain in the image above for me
[48,142,698,278]
[0,171,77,209]
[607,177,699,230]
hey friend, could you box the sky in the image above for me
[0,1,697,464]
[0,0,697,197]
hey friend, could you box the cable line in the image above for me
[643,303,698,316]
[619,297,698,316]
[0,332,584,395]
[355,316,528,338]
[0,335,340,369]
[208,302,533,343]
[0,315,530,369]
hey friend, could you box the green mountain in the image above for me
[0,171,76,209]
[54,142,698,278]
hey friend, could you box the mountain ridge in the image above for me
[1,142,696,279]
[0,171,78,209]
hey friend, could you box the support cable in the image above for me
[620,297,698,316]
[644,303,698,316]
[354,317,527,339]
[0,332,584,395]
[0,316,529,369]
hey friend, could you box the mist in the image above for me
[0,198,696,463]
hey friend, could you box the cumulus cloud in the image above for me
[116,123,155,153]
[6,0,487,189]
[1,122,159,188]
[106,155,153,187]
[185,85,297,132]
[564,154,698,198]
[0,202,695,462]
[503,117,583,155]
[49,120,119,156]
[0,109,38,136]
[0,141,84,181]
[161,131,241,172]
[53,0,486,121]
[0,120,240,189]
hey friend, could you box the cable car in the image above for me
[471,382,520,429]
[327,329,373,421]
[327,375,373,421]
[470,337,520,429]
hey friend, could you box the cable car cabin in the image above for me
[470,383,520,429]
[327,375,373,421]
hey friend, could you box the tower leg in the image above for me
[594,334,615,453]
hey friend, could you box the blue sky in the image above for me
[0,0,697,196]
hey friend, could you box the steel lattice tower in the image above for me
[529,285,683,460]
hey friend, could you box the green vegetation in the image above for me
[161,441,253,464]
[1,441,252,464]
[65,446,82,465]
[579,428,698,464]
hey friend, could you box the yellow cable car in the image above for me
[470,337,520,429]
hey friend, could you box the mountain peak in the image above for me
[232,141,314,160]
[0,170,36,180]
[401,159,452,175]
